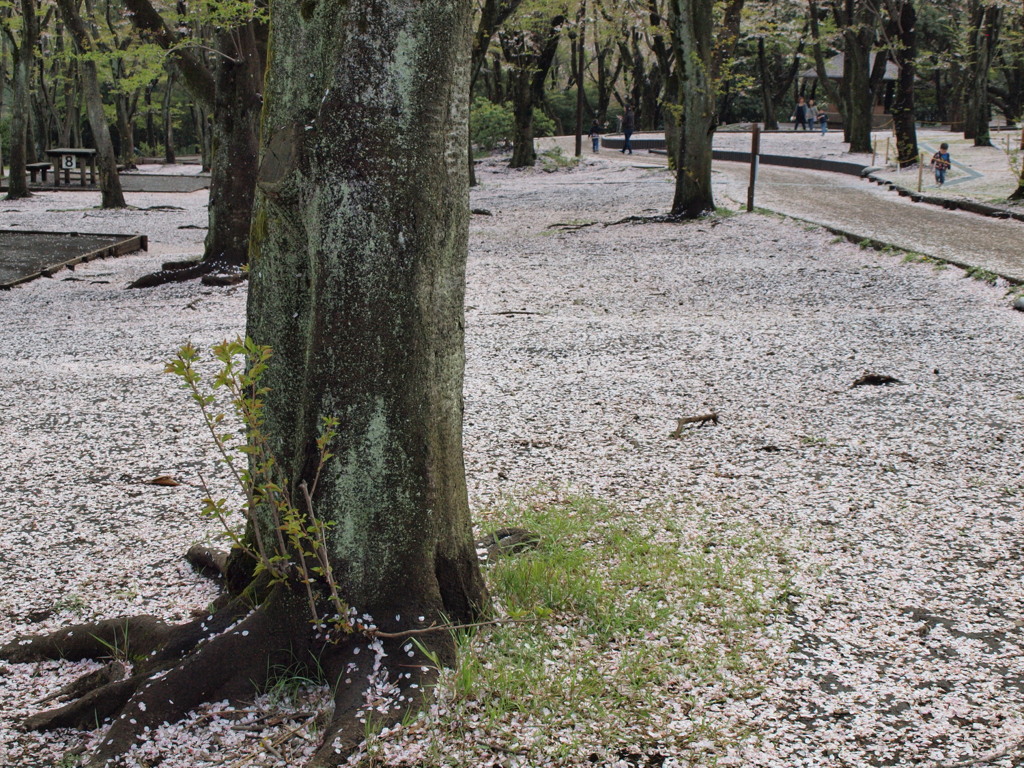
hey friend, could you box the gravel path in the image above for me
[2,159,1024,766]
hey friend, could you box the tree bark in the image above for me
[468,0,526,185]
[55,0,126,208]
[123,0,263,281]
[758,37,779,130]
[887,0,918,167]
[202,23,262,269]
[162,70,176,164]
[504,15,564,168]
[963,2,1001,146]
[248,0,487,633]
[2,2,488,765]
[668,0,716,217]
[6,0,38,201]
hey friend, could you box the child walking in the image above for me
[588,119,602,153]
[930,143,952,186]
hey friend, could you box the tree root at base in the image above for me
[1,588,446,767]
[128,258,246,289]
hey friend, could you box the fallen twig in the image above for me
[546,220,599,231]
[928,739,1024,768]
[669,413,719,438]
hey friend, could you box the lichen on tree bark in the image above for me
[1,2,488,765]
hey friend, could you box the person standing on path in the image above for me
[792,96,809,131]
[621,106,635,154]
[817,105,829,135]
[931,143,952,186]
[806,99,819,131]
[588,119,602,153]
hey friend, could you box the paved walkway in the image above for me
[539,133,1024,283]
[713,161,1024,282]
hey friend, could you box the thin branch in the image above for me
[929,740,1024,768]
[366,617,542,639]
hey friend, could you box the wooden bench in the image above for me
[26,162,50,183]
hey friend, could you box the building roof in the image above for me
[801,52,898,81]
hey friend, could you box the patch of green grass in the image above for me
[393,494,793,766]
[538,147,580,172]
[965,266,1000,285]
[263,660,323,708]
[53,594,88,616]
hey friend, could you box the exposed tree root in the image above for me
[127,258,245,289]
[2,585,458,767]
[185,543,230,579]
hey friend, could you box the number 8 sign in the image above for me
[61,155,76,171]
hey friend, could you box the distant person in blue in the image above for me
[931,143,952,186]
[817,105,829,134]
[588,119,602,153]
[620,106,635,154]
[792,96,809,130]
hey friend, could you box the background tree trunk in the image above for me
[55,0,126,208]
[202,23,262,269]
[888,0,918,167]
[963,2,1001,146]
[162,70,176,163]
[6,0,38,201]
[669,0,715,217]
[505,16,564,169]
[123,0,263,283]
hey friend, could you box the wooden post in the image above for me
[746,123,761,212]
[872,139,876,166]
[918,152,924,192]
[885,137,890,165]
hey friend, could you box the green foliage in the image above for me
[470,97,514,151]
[470,97,557,153]
[167,338,351,638]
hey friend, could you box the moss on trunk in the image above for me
[248,0,487,626]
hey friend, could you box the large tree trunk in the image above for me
[963,2,1001,147]
[6,0,38,201]
[888,0,918,168]
[249,0,486,624]
[248,1,489,756]
[669,0,716,217]
[2,1,488,766]
[55,0,126,208]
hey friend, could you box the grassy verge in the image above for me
[359,493,795,767]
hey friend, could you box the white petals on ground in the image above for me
[2,154,1023,767]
